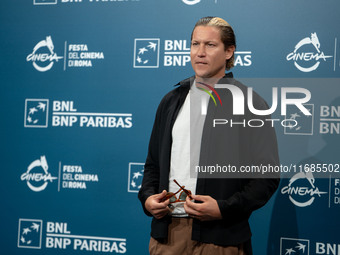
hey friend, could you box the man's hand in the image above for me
[184,194,222,221]
[145,190,171,219]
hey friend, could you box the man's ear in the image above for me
[225,45,236,60]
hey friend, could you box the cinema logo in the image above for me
[133,38,251,68]
[181,0,219,4]
[20,155,100,191]
[210,85,312,129]
[18,219,126,253]
[27,36,104,71]
[286,32,332,72]
[21,156,57,192]
[281,171,327,207]
[182,0,200,5]
[24,99,132,128]
[26,36,63,72]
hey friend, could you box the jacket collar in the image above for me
[175,72,234,88]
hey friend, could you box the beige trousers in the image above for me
[149,218,245,255]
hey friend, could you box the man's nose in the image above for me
[197,45,206,57]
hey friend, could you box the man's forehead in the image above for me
[191,26,222,42]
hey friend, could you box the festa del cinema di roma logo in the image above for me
[27,36,104,71]
[182,0,201,4]
[20,156,57,192]
[281,170,327,207]
[26,36,63,72]
[20,155,100,192]
[286,32,332,72]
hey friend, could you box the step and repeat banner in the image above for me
[1,0,339,254]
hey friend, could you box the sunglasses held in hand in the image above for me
[161,179,193,203]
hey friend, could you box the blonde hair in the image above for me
[207,17,231,27]
[192,16,236,70]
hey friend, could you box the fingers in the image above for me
[152,194,170,209]
[185,195,202,211]
[153,207,171,219]
[191,194,208,202]
[157,190,171,203]
[157,190,168,200]
[184,195,222,221]
[184,196,200,216]
[145,191,171,219]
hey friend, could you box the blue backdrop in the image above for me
[1,0,339,254]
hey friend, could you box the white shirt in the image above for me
[169,81,209,216]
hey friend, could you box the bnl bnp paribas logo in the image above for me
[24,99,49,128]
[281,237,340,255]
[284,104,314,136]
[18,219,43,249]
[127,163,144,193]
[133,38,251,68]
[286,32,333,72]
[280,238,309,255]
[18,220,127,253]
[33,0,57,5]
[24,99,132,128]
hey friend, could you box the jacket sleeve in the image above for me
[217,178,280,219]
[217,93,280,218]
[138,98,165,217]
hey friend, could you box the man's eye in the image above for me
[191,42,199,46]
[208,44,215,47]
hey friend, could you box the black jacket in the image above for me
[138,73,280,254]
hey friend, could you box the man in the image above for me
[138,16,280,255]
